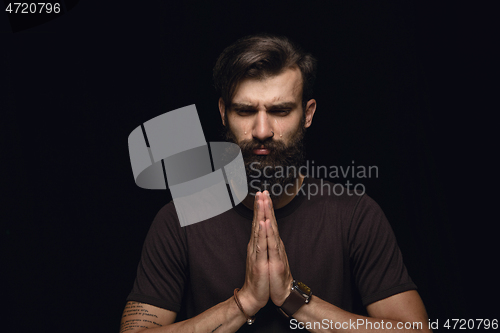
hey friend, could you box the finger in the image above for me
[266,219,281,261]
[257,193,265,231]
[252,192,261,227]
[250,192,261,247]
[263,191,280,240]
[253,196,266,255]
[255,220,268,264]
[263,191,278,225]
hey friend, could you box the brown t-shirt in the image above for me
[127,177,417,331]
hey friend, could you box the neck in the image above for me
[241,173,305,210]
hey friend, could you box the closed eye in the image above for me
[233,109,290,116]
[235,109,256,115]
[271,109,291,115]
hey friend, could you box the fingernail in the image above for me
[266,191,270,197]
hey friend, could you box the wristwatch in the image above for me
[277,280,312,318]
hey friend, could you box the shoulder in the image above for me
[154,200,179,224]
[146,201,187,246]
[300,177,388,231]
[301,177,366,216]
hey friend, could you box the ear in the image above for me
[304,99,317,128]
[218,97,226,126]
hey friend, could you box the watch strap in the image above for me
[278,285,310,318]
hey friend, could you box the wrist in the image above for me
[236,288,262,316]
[273,277,294,306]
[277,280,312,318]
[276,287,292,307]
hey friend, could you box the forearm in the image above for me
[291,295,428,333]
[135,296,249,333]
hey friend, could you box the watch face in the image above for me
[296,281,311,294]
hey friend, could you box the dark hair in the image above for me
[213,33,317,109]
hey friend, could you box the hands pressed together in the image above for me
[238,190,294,316]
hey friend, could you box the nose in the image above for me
[252,111,274,143]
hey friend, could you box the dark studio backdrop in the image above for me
[1,1,497,332]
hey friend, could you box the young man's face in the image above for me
[219,67,316,198]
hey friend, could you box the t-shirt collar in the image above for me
[233,176,309,220]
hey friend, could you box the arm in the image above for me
[291,290,430,332]
[119,302,176,332]
[118,299,250,333]
[262,190,430,333]
[119,192,271,333]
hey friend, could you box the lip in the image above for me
[253,148,270,155]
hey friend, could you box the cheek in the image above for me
[274,119,284,137]
[228,116,253,134]
[227,121,250,144]
[277,115,302,139]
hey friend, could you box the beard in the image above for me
[222,114,307,201]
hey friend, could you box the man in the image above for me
[120,34,430,332]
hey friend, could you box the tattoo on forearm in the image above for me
[119,302,163,333]
[211,324,222,332]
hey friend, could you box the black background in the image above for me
[1,1,497,332]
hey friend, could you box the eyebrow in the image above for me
[230,102,298,111]
[230,103,257,111]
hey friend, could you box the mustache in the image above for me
[238,138,287,154]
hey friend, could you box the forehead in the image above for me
[232,67,303,107]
